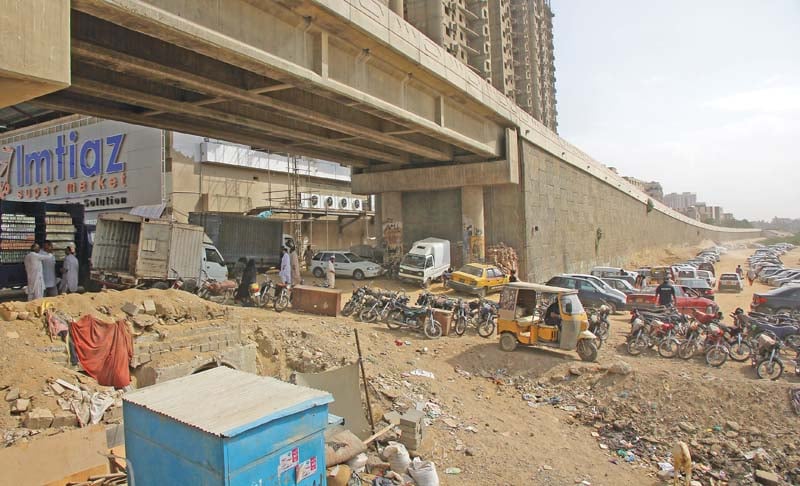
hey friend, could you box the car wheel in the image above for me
[312,267,324,278]
[499,333,518,352]
[353,269,365,281]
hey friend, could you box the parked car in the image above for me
[310,251,382,280]
[546,275,627,313]
[696,270,715,287]
[751,285,800,314]
[447,263,509,296]
[626,285,718,314]
[590,267,637,285]
[563,273,627,302]
[677,277,715,300]
[717,273,743,292]
[770,270,800,287]
[602,277,636,295]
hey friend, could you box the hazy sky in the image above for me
[552,0,799,221]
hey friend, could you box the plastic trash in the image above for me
[383,442,411,474]
[408,457,440,486]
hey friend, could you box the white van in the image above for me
[399,238,451,287]
[202,237,230,282]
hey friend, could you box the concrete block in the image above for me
[143,300,157,315]
[121,302,139,317]
[52,409,78,428]
[383,411,401,425]
[5,387,20,401]
[11,398,30,414]
[24,408,54,429]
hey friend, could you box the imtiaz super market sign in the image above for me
[0,130,128,203]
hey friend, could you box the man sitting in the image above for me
[544,301,561,327]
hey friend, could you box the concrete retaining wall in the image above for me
[514,139,760,282]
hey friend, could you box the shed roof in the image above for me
[123,367,333,437]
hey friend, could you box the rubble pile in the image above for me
[466,359,800,485]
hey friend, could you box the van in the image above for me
[398,238,451,287]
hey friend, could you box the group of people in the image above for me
[736,264,756,286]
[24,241,79,301]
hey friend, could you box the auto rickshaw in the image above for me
[496,282,599,361]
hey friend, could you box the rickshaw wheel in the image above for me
[499,333,518,352]
[577,339,598,362]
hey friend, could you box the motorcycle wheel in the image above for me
[424,318,443,339]
[705,345,728,367]
[577,339,598,362]
[197,288,210,300]
[477,317,496,338]
[626,334,646,356]
[677,341,695,360]
[454,317,467,336]
[386,310,402,330]
[595,322,610,341]
[728,340,752,362]
[273,293,289,313]
[341,301,355,317]
[360,308,378,323]
[221,290,232,306]
[756,358,784,380]
[658,338,679,359]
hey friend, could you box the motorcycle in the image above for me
[342,285,369,317]
[753,334,784,380]
[471,299,497,338]
[386,304,443,339]
[273,282,291,312]
[197,274,237,305]
[359,293,382,323]
[587,305,611,346]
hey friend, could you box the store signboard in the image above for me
[0,120,163,213]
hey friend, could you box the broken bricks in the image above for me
[24,408,54,429]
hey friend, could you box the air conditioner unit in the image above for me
[309,193,324,209]
[300,192,313,209]
[324,195,336,209]
[339,197,351,210]
[351,198,363,211]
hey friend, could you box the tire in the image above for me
[626,334,646,356]
[658,338,679,359]
[595,322,610,342]
[273,293,289,312]
[182,279,198,293]
[197,288,210,300]
[454,317,467,336]
[784,334,800,348]
[424,318,442,339]
[360,307,378,323]
[499,333,518,352]
[478,287,487,298]
[353,269,365,281]
[221,290,232,306]
[312,267,324,278]
[705,345,728,367]
[678,341,695,360]
[577,339,599,362]
[386,310,403,330]
[606,302,617,315]
[477,317,496,338]
[152,281,169,290]
[341,301,355,317]
[756,358,784,380]
[728,340,752,362]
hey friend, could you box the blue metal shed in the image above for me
[123,367,333,485]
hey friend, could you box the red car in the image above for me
[626,285,719,314]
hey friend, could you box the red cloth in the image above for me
[70,315,133,388]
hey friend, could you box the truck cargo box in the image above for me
[189,212,284,268]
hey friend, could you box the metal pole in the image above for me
[354,328,377,443]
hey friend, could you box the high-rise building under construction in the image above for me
[396,0,558,132]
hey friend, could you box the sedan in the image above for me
[447,264,509,296]
[752,285,800,314]
[602,277,637,295]
[718,273,743,292]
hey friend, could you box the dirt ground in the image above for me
[2,242,798,485]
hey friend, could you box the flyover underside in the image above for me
[31,0,506,169]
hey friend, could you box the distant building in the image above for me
[623,176,663,201]
[721,212,734,223]
[664,192,697,211]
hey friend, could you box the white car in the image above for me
[310,251,382,280]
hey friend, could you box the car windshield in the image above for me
[401,254,426,269]
[560,294,584,315]
[343,252,363,262]
[459,265,485,277]
[719,274,738,280]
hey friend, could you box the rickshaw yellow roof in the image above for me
[504,282,577,294]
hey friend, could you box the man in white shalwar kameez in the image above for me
[60,245,79,294]
[279,247,292,285]
[24,243,53,301]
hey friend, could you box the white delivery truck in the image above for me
[398,237,451,287]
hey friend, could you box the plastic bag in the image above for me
[382,442,411,474]
[408,457,439,486]
[346,452,368,472]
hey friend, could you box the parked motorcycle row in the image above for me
[340,286,499,339]
[626,305,800,380]
[179,269,292,313]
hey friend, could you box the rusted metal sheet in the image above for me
[291,285,342,317]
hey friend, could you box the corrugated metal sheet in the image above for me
[169,223,204,280]
[91,219,139,271]
[124,367,332,437]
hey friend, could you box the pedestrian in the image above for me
[747,268,756,286]
[304,244,313,270]
[735,265,744,279]
[326,255,336,288]
[279,247,292,285]
[41,240,58,296]
[509,269,518,282]
[290,247,302,286]
[655,278,677,308]
[635,274,644,288]
[23,243,53,301]
[235,259,257,303]
[59,244,79,294]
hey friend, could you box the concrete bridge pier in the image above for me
[461,186,486,263]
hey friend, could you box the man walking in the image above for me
[60,244,79,294]
[290,247,302,286]
[746,268,756,286]
[736,265,744,280]
[279,247,292,285]
[326,255,336,289]
[655,278,677,308]
[41,241,58,296]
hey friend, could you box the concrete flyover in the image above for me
[1,0,760,278]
